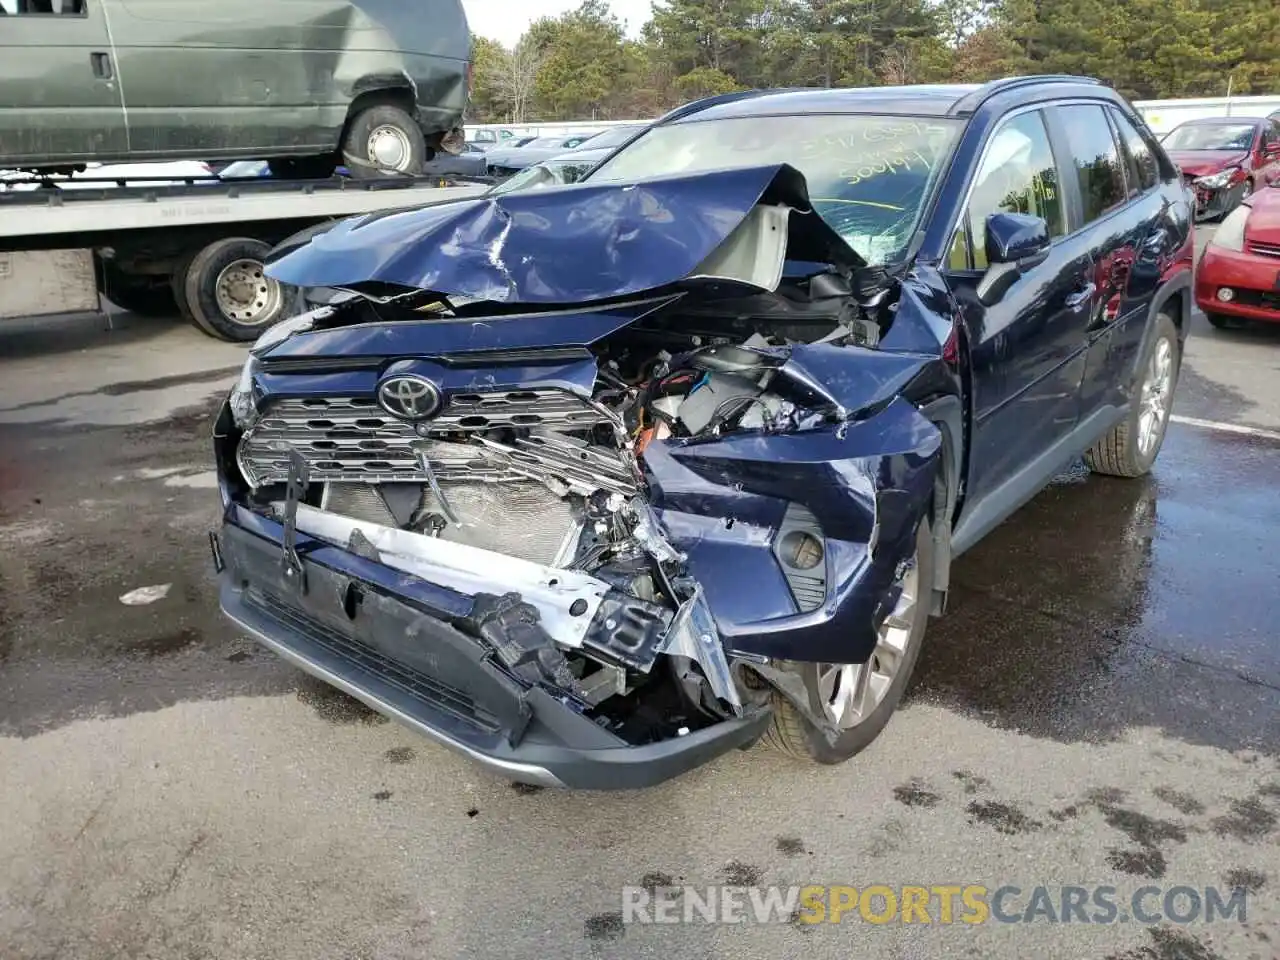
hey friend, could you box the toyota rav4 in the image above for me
[210,76,1194,789]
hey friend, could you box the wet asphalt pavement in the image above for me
[2,249,1279,959]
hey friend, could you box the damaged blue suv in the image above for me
[211,76,1194,788]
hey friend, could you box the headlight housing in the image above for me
[1209,204,1251,252]
[227,310,324,429]
[1195,167,1238,189]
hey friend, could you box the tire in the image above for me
[267,156,337,180]
[341,104,428,179]
[1205,312,1243,331]
[183,237,291,342]
[101,262,177,317]
[169,250,198,324]
[1084,312,1180,478]
[763,518,934,764]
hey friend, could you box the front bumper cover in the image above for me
[216,516,771,790]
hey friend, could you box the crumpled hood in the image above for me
[1166,150,1249,177]
[263,164,866,305]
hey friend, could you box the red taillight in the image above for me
[466,61,474,95]
[942,325,960,367]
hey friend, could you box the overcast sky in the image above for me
[461,0,654,48]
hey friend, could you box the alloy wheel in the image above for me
[814,558,920,729]
[1138,336,1174,456]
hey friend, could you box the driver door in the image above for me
[942,107,1095,508]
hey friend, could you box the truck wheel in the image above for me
[101,262,177,317]
[170,250,198,323]
[342,104,427,178]
[184,238,290,342]
[1084,312,1180,478]
[763,518,933,765]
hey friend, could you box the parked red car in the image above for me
[1196,176,1280,328]
[1162,116,1280,220]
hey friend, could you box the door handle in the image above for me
[1065,282,1096,309]
[90,52,114,80]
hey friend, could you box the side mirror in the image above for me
[985,212,1051,265]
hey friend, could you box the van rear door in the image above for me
[0,0,128,165]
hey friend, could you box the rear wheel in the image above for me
[1085,312,1180,477]
[183,237,290,342]
[100,261,177,317]
[342,104,428,179]
[764,518,933,764]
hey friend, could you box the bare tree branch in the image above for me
[494,39,544,123]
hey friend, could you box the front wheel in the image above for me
[763,518,934,764]
[1084,312,1180,477]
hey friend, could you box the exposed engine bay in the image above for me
[231,268,901,744]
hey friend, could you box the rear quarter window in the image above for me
[1108,108,1159,194]
[1056,104,1128,224]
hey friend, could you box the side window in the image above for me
[1109,108,1159,194]
[960,110,1065,270]
[1056,104,1129,224]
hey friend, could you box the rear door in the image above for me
[0,0,128,164]
[942,106,1094,506]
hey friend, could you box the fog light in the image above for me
[779,530,824,570]
[1217,287,1235,303]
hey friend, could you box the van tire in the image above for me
[342,104,427,178]
[184,238,291,342]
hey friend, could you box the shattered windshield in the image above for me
[1163,123,1257,151]
[586,114,962,263]
[488,156,600,195]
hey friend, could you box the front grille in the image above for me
[1231,289,1280,312]
[247,589,500,733]
[238,390,620,487]
[1247,240,1280,259]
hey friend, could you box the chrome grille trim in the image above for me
[238,391,633,492]
[1248,240,1280,259]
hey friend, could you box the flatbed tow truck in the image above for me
[0,172,487,341]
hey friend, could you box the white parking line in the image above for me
[1170,414,1280,442]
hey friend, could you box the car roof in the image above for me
[666,76,1110,123]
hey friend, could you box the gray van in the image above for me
[0,0,472,178]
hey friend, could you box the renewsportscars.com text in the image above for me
[621,884,1249,926]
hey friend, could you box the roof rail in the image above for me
[949,74,1103,116]
[653,87,796,126]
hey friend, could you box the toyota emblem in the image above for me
[376,375,442,421]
